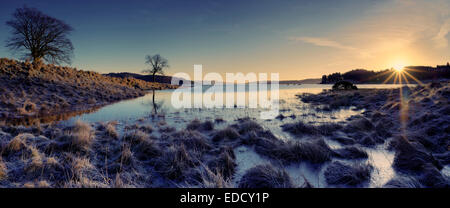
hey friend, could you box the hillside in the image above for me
[104,72,190,85]
[321,64,450,84]
[0,58,176,121]
[285,78,321,84]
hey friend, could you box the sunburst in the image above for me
[381,65,424,135]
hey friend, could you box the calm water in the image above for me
[66,84,410,125]
[64,83,417,188]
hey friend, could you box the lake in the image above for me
[66,84,411,125]
[60,83,418,188]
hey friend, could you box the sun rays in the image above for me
[380,66,424,135]
[382,66,423,86]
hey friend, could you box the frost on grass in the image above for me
[253,137,333,165]
[238,164,293,188]
[1,82,449,188]
[324,161,372,186]
[0,58,176,122]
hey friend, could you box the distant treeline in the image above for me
[104,72,191,85]
[321,64,450,84]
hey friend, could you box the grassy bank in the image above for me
[0,58,176,121]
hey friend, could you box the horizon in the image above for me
[0,0,449,80]
[0,0,449,191]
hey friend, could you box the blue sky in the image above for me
[0,0,449,80]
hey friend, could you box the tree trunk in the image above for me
[33,57,42,63]
[153,72,156,83]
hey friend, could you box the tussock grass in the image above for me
[330,136,355,145]
[0,159,7,180]
[101,121,119,138]
[0,122,157,187]
[123,130,148,144]
[24,146,44,175]
[197,165,232,188]
[45,156,60,168]
[201,120,214,131]
[390,136,441,172]
[130,134,162,161]
[187,119,214,131]
[113,173,125,188]
[154,144,197,181]
[383,176,423,188]
[119,144,134,166]
[36,180,51,188]
[138,124,153,133]
[236,119,263,134]
[69,120,95,151]
[316,123,343,136]
[282,120,342,137]
[281,120,318,135]
[345,116,374,132]
[332,146,368,159]
[2,133,35,158]
[171,130,212,152]
[159,125,176,133]
[186,119,201,130]
[6,135,25,152]
[212,127,240,142]
[70,156,94,179]
[238,164,293,188]
[254,138,332,164]
[124,124,153,134]
[324,161,372,186]
[289,139,333,164]
[207,146,236,180]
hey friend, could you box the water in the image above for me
[64,84,408,143]
[63,83,411,187]
[66,84,408,124]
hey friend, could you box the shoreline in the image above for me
[0,58,178,123]
[0,82,448,188]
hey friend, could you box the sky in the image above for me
[0,0,449,80]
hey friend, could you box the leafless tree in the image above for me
[142,54,169,83]
[5,6,74,64]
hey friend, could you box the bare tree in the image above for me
[5,6,74,64]
[142,54,169,83]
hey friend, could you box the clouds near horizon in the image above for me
[288,0,450,74]
[0,0,449,80]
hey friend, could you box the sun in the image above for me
[393,62,406,72]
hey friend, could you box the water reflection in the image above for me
[4,84,412,126]
[0,106,102,126]
[144,89,165,119]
